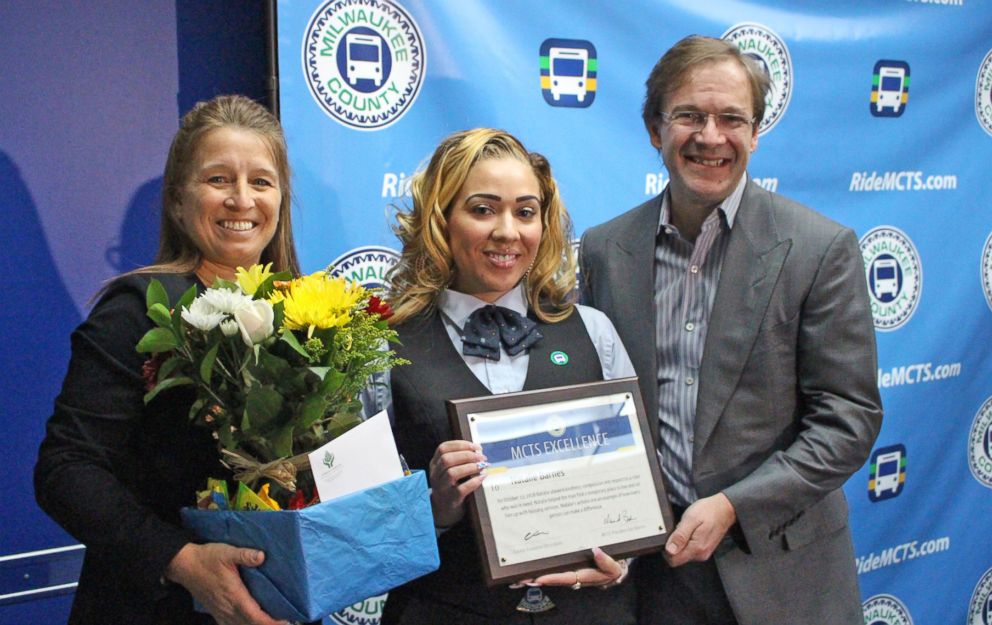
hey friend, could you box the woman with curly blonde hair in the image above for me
[374,128,638,625]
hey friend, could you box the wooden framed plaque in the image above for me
[446,377,674,586]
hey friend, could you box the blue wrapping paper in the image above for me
[181,470,439,622]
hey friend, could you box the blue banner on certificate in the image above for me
[447,378,673,586]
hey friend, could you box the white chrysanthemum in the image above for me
[219,318,239,337]
[197,287,256,314]
[181,297,227,331]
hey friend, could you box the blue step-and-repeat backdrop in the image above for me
[275,1,992,624]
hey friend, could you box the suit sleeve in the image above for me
[578,229,598,309]
[34,276,196,593]
[722,228,883,554]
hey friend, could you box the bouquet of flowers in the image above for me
[137,263,407,505]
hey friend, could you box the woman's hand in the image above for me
[164,543,288,625]
[428,440,487,528]
[519,547,628,589]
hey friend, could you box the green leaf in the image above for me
[244,386,283,430]
[300,394,328,429]
[147,303,173,328]
[308,366,330,380]
[157,355,184,381]
[199,341,220,383]
[325,410,362,439]
[320,368,345,395]
[271,424,295,458]
[143,375,194,403]
[146,279,169,311]
[280,329,311,359]
[136,327,179,353]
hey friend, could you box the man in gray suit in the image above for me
[580,35,883,624]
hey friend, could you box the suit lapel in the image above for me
[694,183,791,453]
[607,197,662,443]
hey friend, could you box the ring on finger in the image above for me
[570,571,582,590]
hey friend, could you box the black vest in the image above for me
[386,309,635,620]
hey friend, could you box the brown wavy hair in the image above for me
[387,128,576,325]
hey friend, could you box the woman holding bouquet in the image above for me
[35,95,299,625]
[375,128,638,625]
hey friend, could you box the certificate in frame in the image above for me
[446,377,674,586]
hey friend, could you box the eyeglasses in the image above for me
[659,111,755,133]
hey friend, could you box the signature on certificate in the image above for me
[603,510,636,525]
[524,529,550,541]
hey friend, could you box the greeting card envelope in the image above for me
[181,470,439,622]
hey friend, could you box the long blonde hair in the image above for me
[387,128,576,325]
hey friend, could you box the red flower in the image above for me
[287,489,321,510]
[365,295,393,320]
[141,352,168,391]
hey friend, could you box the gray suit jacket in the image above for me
[579,181,883,625]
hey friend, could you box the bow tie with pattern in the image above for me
[461,305,544,361]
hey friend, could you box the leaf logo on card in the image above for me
[323,451,336,469]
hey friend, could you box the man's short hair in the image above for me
[642,35,771,132]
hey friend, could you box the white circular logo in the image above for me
[303,0,426,131]
[722,23,793,136]
[969,567,992,625]
[862,593,914,625]
[329,245,401,290]
[981,231,992,312]
[859,226,923,331]
[546,415,567,437]
[968,396,992,489]
[976,48,992,137]
[330,594,386,625]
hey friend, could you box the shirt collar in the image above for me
[657,174,748,235]
[439,284,529,327]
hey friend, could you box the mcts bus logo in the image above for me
[968,396,992,489]
[976,48,992,137]
[722,23,792,135]
[304,0,426,130]
[968,567,992,625]
[863,594,914,625]
[540,39,597,108]
[868,444,906,502]
[859,226,922,331]
[871,60,910,118]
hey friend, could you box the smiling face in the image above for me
[649,59,759,216]
[177,126,281,280]
[447,156,543,302]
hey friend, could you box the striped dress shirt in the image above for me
[654,176,746,506]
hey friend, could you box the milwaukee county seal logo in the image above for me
[722,23,792,135]
[859,226,922,331]
[330,595,385,625]
[303,0,425,131]
[862,593,914,625]
[981,231,992,311]
[329,245,400,289]
[976,48,992,137]
[968,567,992,625]
[968,396,992,489]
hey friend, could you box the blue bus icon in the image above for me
[540,38,597,108]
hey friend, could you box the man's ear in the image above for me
[648,124,664,151]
